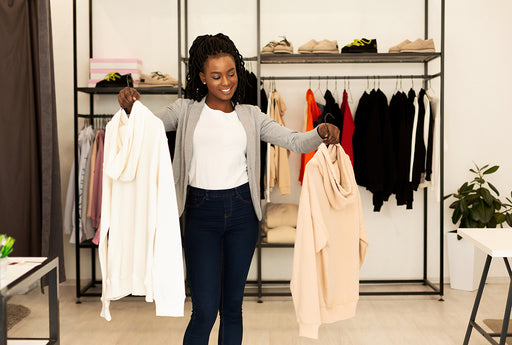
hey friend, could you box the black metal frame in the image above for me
[72,0,181,301]
[463,256,512,345]
[0,258,60,345]
[177,0,445,300]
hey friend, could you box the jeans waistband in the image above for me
[187,182,250,198]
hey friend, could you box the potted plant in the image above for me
[0,234,15,281]
[444,163,512,291]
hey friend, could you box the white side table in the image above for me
[0,257,59,345]
[458,229,512,345]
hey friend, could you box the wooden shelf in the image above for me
[77,86,181,95]
[259,52,441,64]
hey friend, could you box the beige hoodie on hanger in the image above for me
[291,143,368,339]
[268,90,291,195]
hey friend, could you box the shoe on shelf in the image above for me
[261,40,278,54]
[139,71,178,87]
[298,39,318,54]
[400,38,435,52]
[273,37,293,54]
[95,72,133,87]
[341,38,378,53]
[311,39,339,54]
[388,39,412,53]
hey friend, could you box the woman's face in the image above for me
[199,54,238,109]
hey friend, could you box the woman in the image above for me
[118,33,339,345]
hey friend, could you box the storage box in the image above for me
[89,58,142,70]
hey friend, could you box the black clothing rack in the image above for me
[72,0,181,301]
[177,0,445,301]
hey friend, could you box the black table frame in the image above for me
[0,257,59,345]
[463,255,512,345]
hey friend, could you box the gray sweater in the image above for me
[156,97,323,220]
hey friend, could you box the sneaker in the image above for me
[261,40,278,54]
[388,39,412,53]
[139,71,178,87]
[311,39,339,54]
[273,37,293,54]
[400,38,435,52]
[95,72,133,87]
[298,39,318,54]
[341,38,377,53]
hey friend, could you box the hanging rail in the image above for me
[260,73,441,81]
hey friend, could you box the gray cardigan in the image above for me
[155,97,323,220]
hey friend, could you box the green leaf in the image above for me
[449,200,459,209]
[452,207,462,224]
[458,182,469,194]
[464,194,481,204]
[478,188,493,206]
[483,165,499,175]
[482,203,494,223]
[470,206,482,222]
[443,194,453,200]
[469,168,477,174]
[487,182,500,197]
[480,164,490,171]
[475,178,485,185]
[507,214,512,227]
[494,213,506,225]
[459,198,467,213]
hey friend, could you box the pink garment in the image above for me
[92,224,101,245]
[91,129,105,229]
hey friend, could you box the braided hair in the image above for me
[185,33,246,104]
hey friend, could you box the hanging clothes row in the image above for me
[64,124,106,244]
[258,80,439,212]
[353,86,439,211]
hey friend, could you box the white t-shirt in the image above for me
[188,103,249,189]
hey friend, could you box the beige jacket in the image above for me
[291,144,368,339]
[268,90,291,195]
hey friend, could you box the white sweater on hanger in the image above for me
[99,101,185,321]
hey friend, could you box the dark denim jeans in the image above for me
[182,183,259,345]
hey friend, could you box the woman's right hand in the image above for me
[118,87,141,114]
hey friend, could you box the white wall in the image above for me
[51,0,512,283]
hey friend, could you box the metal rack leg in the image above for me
[463,255,492,345]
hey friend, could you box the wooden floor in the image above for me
[6,281,511,345]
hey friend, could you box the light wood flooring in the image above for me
[6,281,511,345]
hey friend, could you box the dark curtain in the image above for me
[0,0,65,282]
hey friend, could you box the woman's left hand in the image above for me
[317,123,340,145]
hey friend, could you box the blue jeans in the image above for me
[182,183,259,345]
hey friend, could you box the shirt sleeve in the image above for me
[154,98,188,132]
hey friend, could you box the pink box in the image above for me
[89,58,142,70]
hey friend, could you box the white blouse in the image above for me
[188,103,249,190]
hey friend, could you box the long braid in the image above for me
[185,33,246,104]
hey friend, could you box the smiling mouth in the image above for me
[221,88,232,94]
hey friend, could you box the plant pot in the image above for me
[0,257,7,283]
[446,231,487,291]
